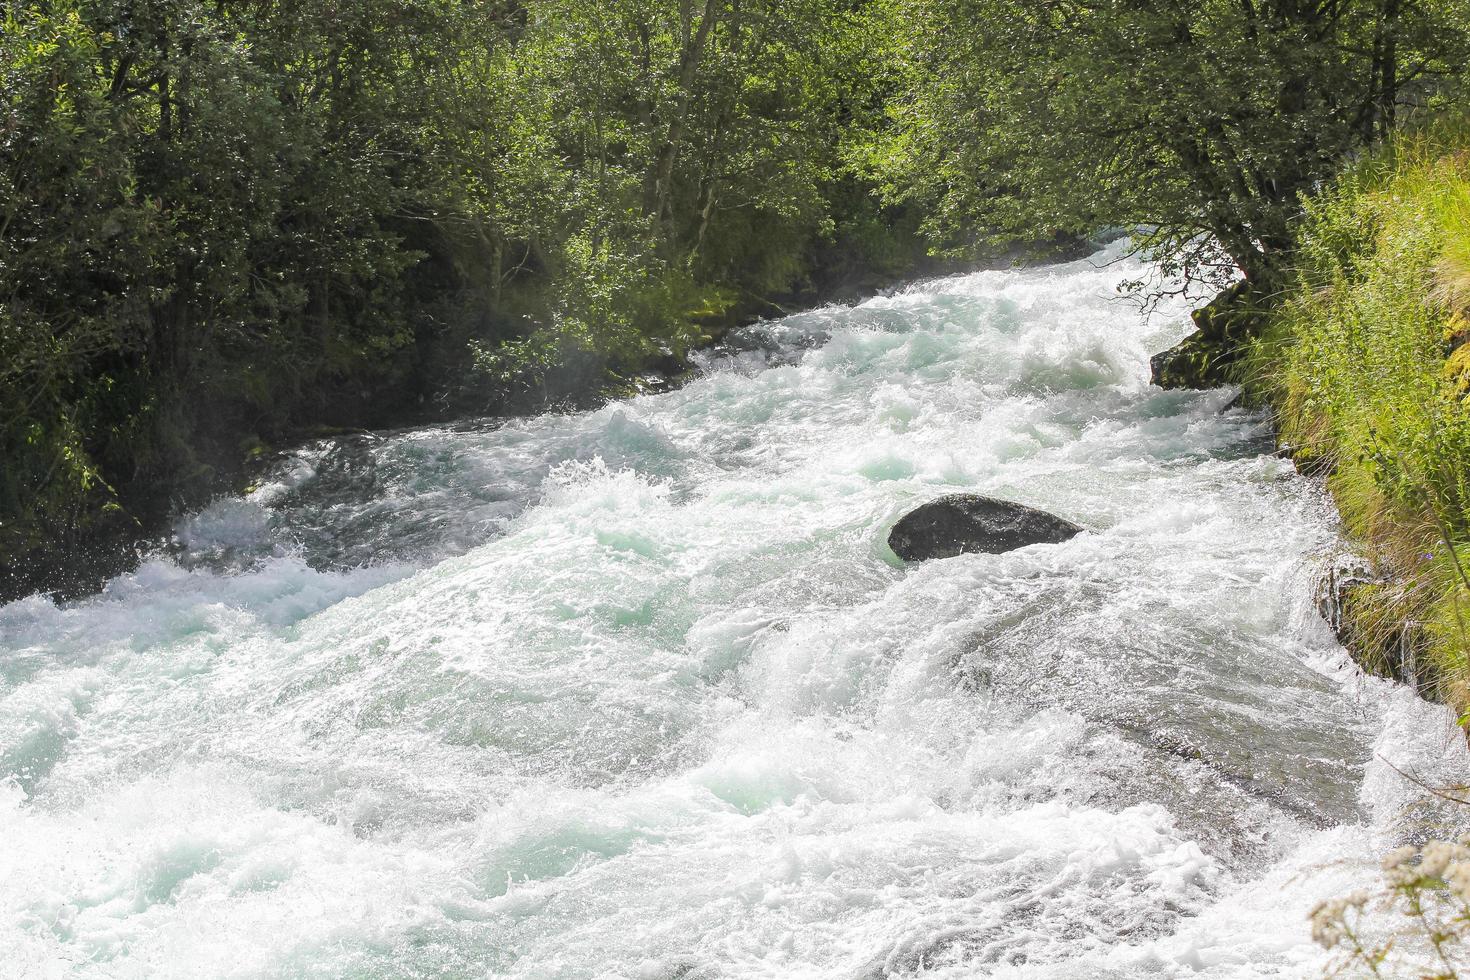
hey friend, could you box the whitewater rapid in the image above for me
[3,244,1466,978]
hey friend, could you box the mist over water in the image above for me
[3,243,1466,978]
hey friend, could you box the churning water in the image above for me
[3,244,1467,978]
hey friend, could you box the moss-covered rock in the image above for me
[1151,281,1263,389]
[1317,555,1430,689]
[1443,315,1470,398]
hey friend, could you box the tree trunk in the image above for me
[649,0,721,246]
[1377,0,1401,140]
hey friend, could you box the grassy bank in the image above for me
[1248,116,1470,719]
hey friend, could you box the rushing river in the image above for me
[3,244,1467,978]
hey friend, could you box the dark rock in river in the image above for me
[888,494,1083,561]
[1150,280,1263,390]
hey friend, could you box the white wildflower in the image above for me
[1446,861,1470,904]
[1419,840,1467,879]
[1310,903,1345,949]
[1311,892,1368,949]
[1382,845,1418,872]
[1383,844,1425,887]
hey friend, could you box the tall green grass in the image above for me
[1250,116,1470,715]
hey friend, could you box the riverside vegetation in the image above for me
[1249,117,1470,718]
[6,0,1469,599]
[1244,119,1470,975]
[1,0,945,598]
[11,2,1470,973]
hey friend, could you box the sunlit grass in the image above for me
[1248,113,1470,718]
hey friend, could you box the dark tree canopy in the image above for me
[0,0,917,594]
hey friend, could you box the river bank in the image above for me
[1223,118,1470,732]
[1,233,1094,607]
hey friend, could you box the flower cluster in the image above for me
[1311,838,1470,978]
[1310,890,1369,949]
[1379,838,1470,902]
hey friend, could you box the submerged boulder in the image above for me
[888,493,1083,562]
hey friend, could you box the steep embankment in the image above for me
[1248,118,1470,721]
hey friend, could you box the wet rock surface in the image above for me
[888,493,1083,561]
[1151,280,1262,390]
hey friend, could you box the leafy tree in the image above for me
[31,0,1459,596]
[864,0,1470,291]
[0,0,505,592]
[0,0,911,595]
[464,0,869,380]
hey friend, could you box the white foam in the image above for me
[3,243,1464,976]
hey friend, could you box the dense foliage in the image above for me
[0,0,926,596]
[6,0,1470,597]
[865,0,1470,290]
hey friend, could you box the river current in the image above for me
[3,244,1466,978]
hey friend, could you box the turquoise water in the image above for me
[2,244,1464,978]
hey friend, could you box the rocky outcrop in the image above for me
[888,494,1083,562]
[1151,281,1263,389]
[1316,555,1382,638]
[1316,554,1426,691]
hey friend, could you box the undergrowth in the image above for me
[1247,113,1470,718]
